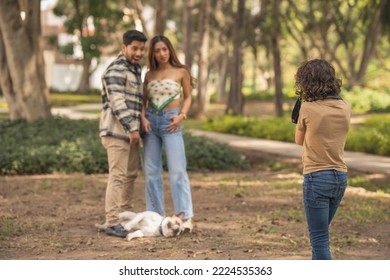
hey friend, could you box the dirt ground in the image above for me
[0,151,389,260]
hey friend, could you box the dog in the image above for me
[119,211,185,241]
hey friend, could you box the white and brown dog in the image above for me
[119,211,185,241]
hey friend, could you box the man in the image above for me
[98,30,147,238]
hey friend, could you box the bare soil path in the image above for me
[1,152,389,260]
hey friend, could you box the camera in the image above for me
[291,97,301,124]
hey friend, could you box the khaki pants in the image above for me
[101,136,139,226]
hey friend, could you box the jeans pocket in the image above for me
[304,181,330,209]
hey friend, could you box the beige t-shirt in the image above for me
[297,99,351,174]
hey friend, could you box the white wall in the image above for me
[44,51,116,91]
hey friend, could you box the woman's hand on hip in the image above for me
[167,115,183,133]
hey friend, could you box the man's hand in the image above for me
[141,116,151,133]
[128,131,143,147]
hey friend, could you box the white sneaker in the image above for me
[183,218,193,233]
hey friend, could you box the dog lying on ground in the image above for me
[119,211,185,241]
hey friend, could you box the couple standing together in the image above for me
[98,30,194,238]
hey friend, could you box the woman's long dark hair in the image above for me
[147,35,195,88]
[295,59,342,102]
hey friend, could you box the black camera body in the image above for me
[291,97,301,124]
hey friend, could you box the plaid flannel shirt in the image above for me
[99,54,143,141]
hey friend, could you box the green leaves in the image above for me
[0,118,249,175]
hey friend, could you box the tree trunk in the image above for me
[215,50,229,104]
[195,0,210,117]
[134,0,150,38]
[77,58,92,93]
[251,46,258,95]
[154,0,167,35]
[182,0,193,67]
[0,0,51,121]
[272,0,283,117]
[226,0,245,115]
[354,0,385,86]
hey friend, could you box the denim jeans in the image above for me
[143,107,193,220]
[303,169,347,260]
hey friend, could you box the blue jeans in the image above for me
[143,107,193,220]
[303,169,347,260]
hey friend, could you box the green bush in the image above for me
[183,131,250,171]
[202,114,390,156]
[203,116,295,142]
[0,118,107,175]
[0,118,249,175]
[346,115,390,156]
[344,86,390,113]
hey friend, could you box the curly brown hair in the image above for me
[295,59,342,102]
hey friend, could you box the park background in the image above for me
[0,0,389,260]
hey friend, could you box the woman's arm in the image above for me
[295,126,305,145]
[141,73,151,132]
[179,68,192,119]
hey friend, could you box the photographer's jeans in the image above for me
[143,107,193,220]
[303,170,347,260]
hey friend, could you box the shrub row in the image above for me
[345,87,390,113]
[345,115,390,156]
[203,114,390,156]
[0,118,249,175]
[203,116,296,143]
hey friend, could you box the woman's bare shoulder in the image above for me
[177,67,190,79]
[144,70,157,82]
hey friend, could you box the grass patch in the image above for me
[50,93,101,107]
[0,113,9,121]
[0,217,15,240]
[349,176,390,194]
[339,196,389,226]
[77,109,101,115]
[265,161,294,172]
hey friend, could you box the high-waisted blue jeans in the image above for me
[303,169,347,260]
[143,107,193,220]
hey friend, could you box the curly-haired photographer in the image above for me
[294,59,351,260]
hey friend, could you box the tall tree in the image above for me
[226,0,245,115]
[154,0,167,35]
[212,0,234,104]
[53,0,124,92]
[284,0,386,88]
[0,0,51,121]
[182,0,193,68]
[195,0,210,117]
[132,0,150,38]
[271,0,283,117]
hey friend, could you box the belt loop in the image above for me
[333,169,338,182]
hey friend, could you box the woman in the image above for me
[141,35,194,232]
[294,59,351,259]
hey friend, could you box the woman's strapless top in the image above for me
[146,79,181,110]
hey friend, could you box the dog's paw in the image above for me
[183,219,193,234]
[183,218,194,233]
[123,224,132,231]
[126,230,144,241]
